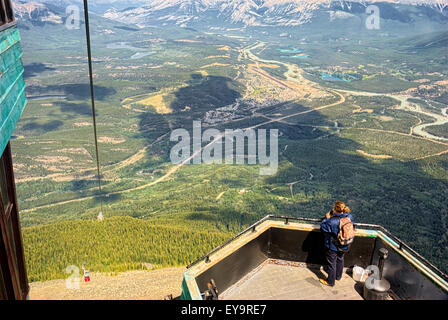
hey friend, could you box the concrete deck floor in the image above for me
[220,259,365,300]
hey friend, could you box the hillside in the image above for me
[23,216,232,282]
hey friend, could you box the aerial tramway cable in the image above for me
[83,0,104,216]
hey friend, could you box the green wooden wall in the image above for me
[0,25,27,157]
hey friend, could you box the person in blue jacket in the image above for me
[319,201,354,287]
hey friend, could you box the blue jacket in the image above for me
[320,212,354,252]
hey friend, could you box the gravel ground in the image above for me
[29,267,185,300]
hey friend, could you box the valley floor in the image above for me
[15,22,448,282]
[29,268,185,300]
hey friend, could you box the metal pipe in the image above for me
[377,248,389,280]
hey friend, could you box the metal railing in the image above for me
[186,215,272,269]
[186,215,448,282]
[350,220,448,282]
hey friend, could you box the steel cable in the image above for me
[83,0,104,215]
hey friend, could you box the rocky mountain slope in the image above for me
[101,0,448,27]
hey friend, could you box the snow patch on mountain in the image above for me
[13,1,64,24]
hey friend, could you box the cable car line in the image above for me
[83,0,104,216]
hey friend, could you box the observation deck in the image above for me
[181,216,448,300]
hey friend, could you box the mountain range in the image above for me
[12,0,448,28]
[102,0,448,27]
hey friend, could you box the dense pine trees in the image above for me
[23,216,231,282]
